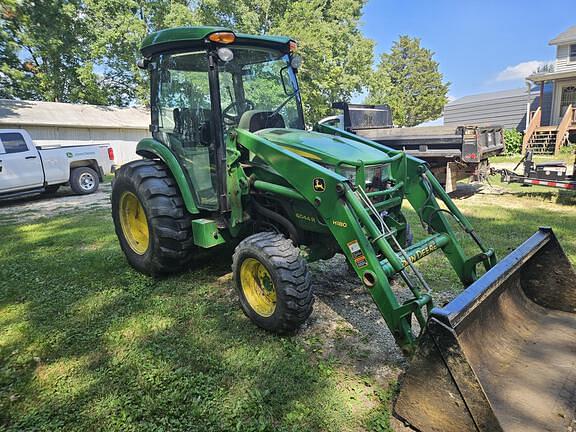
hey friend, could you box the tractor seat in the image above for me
[238,110,285,132]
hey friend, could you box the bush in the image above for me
[503,129,523,155]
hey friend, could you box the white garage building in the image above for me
[0,99,150,165]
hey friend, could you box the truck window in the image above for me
[0,133,28,154]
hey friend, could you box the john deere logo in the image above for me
[66,152,73,158]
[313,178,326,192]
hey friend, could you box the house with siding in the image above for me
[525,26,576,154]
[444,25,576,155]
[444,85,552,131]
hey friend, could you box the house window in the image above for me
[571,44,576,62]
[560,86,576,118]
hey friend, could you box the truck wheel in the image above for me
[111,160,195,276]
[70,166,100,194]
[232,232,314,333]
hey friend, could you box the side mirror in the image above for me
[280,67,296,96]
[136,58,150,70]
[290,55,302,70]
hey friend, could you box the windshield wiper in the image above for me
[268,90,298,119]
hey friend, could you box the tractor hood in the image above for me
[255,128,390,166]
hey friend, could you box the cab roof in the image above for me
[141,26,293,57]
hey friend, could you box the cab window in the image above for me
[155,51,218,210]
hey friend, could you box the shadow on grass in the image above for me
[0,214,353,432]
[509,188,576,205]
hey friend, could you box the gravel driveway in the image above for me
[0,182,111,224]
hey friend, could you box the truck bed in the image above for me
[355,125,504,162]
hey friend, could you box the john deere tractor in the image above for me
[112,27,576,432]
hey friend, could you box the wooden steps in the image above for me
[525,128,560,154]
[523,105,575,155]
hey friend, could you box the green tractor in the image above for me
[111,26,576,431]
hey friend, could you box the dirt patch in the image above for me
[0,183,111,224]
[301,254,459,431]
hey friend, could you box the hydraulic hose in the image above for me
[251,200,300,245]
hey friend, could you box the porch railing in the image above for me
[522,107,541,153]
[555,105,575,154]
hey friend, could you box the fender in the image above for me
[136,138,199,214]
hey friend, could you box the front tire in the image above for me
[70,166,99,194]
[232,232,314,333]
[111,159,195,275]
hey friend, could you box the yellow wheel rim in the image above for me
[119,191,150,255]
[240,258,277,317]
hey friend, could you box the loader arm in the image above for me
[315,122,497,284]
[235,128,496,353]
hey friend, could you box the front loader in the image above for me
[111,26,576,431]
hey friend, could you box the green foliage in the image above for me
[1,0,103,103]
[364,384,397,432]
[0,1,25,99]
[366,36,449,127]
[272,0,374,123]
[1,0,373,120]
[503,129,523,155]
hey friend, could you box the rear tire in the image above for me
[111,159,195,276]
[232,232,314,333]
[70,166,99,194]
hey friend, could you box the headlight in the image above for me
[338,166,357,184]
[335,164,391,188]
[365,164,391,189]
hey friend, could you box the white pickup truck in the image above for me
[0,129,116,199]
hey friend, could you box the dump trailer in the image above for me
[320,102,504,193]
[111,26,576,431]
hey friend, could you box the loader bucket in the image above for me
[395,227,576,432]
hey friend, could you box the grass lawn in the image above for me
[1,188,575,431]
[491,144,576,165]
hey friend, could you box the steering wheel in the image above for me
[222,99,255,123]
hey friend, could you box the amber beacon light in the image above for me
[208,32,236,44]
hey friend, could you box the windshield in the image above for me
[216,47,304,135]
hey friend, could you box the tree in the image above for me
[195,0,292,35]
[0,2,27,99]
[1,0,107,103]
[83,0,209,105]
[273,0,374,123]
[2,0,373,118]
[367,35,449,127]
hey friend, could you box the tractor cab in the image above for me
[140,27,304,212]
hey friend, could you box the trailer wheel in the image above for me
[70,166,99,194]
[232,232,314,333]
[111,159,195,276]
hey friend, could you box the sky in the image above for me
[360,0,575,101]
